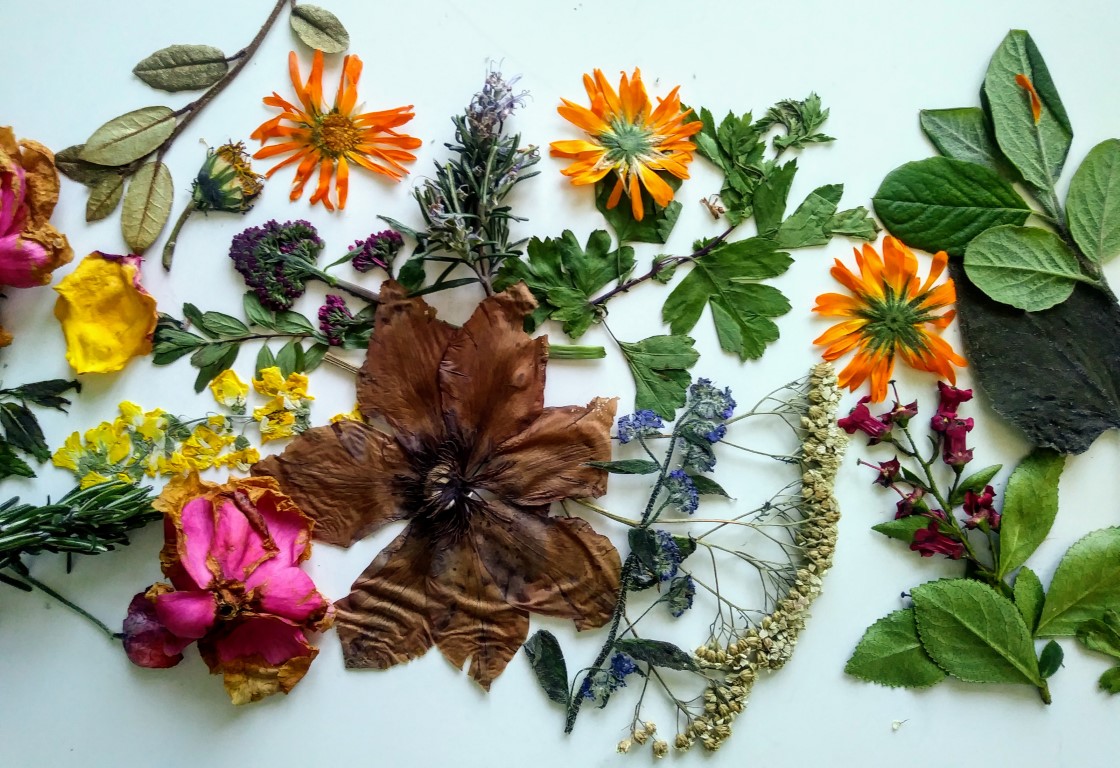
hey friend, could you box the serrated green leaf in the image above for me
[997,449,1065,579]
[845,609,946,689]
[290,5,350,53]
[1100,666,1120,694]
[523,630,569,706]
[55,145,118,186]
[594,176,682,244]
[688,474,729,497]
[132,44,228,92]
[912,578,1042,686]
[1014,566,1045,635]
[775,184,842,248]
[256,344,275,376]
[1075,611,1120,661]
[1038,640,1063,679]
[1037,527,1120,636]
[199,311,249,338]
[0,403,49,462]
[983,30,1073,192]
[826,207,880,241]
[964,225,1086,311]
[85,174,124,222]
[121,161,173,252]
[950,464,1003,508]
[752,160,798,235]
[874,156,1031,256]
[0,438,35,480]
[1067,139,1120,264]
[81,106,176,166]
[617,335,699,421]
[757,93,835,152]
[919,107,1009,173]
[613,638,698,671]
[586,459,660,475]
[871,515,929,544]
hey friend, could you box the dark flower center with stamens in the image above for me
[407,436,492,540]
[215,584,246,621]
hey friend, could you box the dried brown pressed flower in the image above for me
[253,281,621,689]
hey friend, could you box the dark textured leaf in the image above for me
[874,157,1031,256]
[997,449,1065,579]
[132,44,228,91]
[845,609,946,689]
[613,638,698,671]
[964,225,1085,311]
[594,176,682,244]
[54,145,118,186]
[0,403,49,462]
[1067,139,1120,264]
[872,515,929,544]
[81,106,176,166]
[1038,640,1064,679]
[920,107,1009,173]
[85,174,125,222]
[688,474,729,497]
[523,630,570,705]
[1037,527,1120,637]
[948,260,1120,454]
[3,379,80,411]
[617,335,699,420]
[672,534,697,561]
[586,459,660,475]
[290,5,350,53]
[1014,566,1045,634]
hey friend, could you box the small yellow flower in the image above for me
[216,446,261,472]
[84,422,132,465]
[79,470,113,489]
[253,366,312,403]
[210,370,250,414]
[180,424,235,469]
[53,252,158,374]
[254,401,297,443]
[51,432,84,472]
[156,452,192,476]
[329,405,364,424]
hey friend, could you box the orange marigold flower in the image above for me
[551,68,702,221]
[251,50,421,211]
[813,237,966,402]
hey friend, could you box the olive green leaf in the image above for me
[873,156,1030,256]
[845,609,946,688]
[523,630,570,706]
[80,106,176,166]
[912,579,1042,686]
[1066,139,1120,264]
[996,449,1065,579]
[290,5,350,54]
[983,30,1073,193]
[54,145,119,186]
[85,174,125,222]
[1037,527,1120,637]
[132,44,229,92]
[964,225,1087,311]
[121,161,173,252]
[871,515,928,544]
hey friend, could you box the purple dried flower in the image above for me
[350,230,404,273]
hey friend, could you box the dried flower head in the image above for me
[192,142,264,213]
[229,219,324,310]
[349,229,403,273]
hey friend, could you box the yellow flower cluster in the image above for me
[52,402,260,488]
[250,366,314,443]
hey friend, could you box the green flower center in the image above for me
[859,289,936,353]
[602,118,654,166]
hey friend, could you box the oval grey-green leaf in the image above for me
[132,44,229,92]
[80,106,176,166]
[1067,139,1120,264]
[964,225,1082,311]
[121,162,173,252]
[85,174,125,222]
[290,5,349,53]
[55,144,119,186]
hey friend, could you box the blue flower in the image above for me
[665,468,700,515]
[688,378,736,420]
[610,652,639,682]
[666,575,696,618]
[704,424,727,444]
[616,409,664,444]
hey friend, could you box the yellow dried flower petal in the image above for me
[53,252,158,374]
[210,369,250,414]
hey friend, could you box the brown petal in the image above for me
[439,282,547,456]
[251,421,414,547]
[335,527,434,670]
[427,535,529,690]
[473,502,620,630]
[357,280,456,452]
[482,397,617,505]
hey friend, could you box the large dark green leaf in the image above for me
[523,630,570,706]
[948,261,1120,454]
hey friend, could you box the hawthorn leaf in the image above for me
[617,335,699,421]
[845,609,945,689]
[1037,527,1120,636]
[996,449,1065,579]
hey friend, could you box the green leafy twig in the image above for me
[0,379,81,480]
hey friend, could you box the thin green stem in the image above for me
[161,204,195,271]
[15,570,121,641]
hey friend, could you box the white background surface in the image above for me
[2,1,1120,766]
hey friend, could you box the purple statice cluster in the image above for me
[579,652,640,701]
[665,469,700,515]
[317,295,353,346]
[349,230,403,273]
[466,70,529,139]
[229,219,324,311]
[616,409,664,444]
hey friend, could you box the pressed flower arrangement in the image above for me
[3,2,1120,765]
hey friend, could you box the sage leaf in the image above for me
[919,107,1009,174]
[523,630,570,706]
[912,579,1042,686]
[1014,567,1045,634]
[983,30,1073,193]
[845,609,945,688]
[613,638,698,671]
[949,463,1003,508]
[85,174,125,222]
[996,449,1065,579]
[1100,666,1120,694]
[964,225,1085,311]
[1038,640,1063,679]
[290,5,350,54]
[54,145,117,186]
[1075,610,1120,660]
[121,161,173,252]
[873,156,1030,256]
[948,261,1120,454]
[586,459,660,475]
[871,515,928,544]
[617,335,699,420]
[80,106,176,166]
[1066,139,1120,264]
[132,44,228,92]
[1037,527,1120,637]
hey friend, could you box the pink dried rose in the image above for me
[122,473,333,704]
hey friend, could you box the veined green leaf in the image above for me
[845,609,945,689]
[85,174,125,222]
[617,335,699,421]
[132,44,228,92]
[996,449,1065,579]
[80,106,176,166]
[919,107,1009,174]
[54,145,119,186]
[871,515,928,544]
[290,5,350,53]
[964,225,1086,311]
[1037,527,1120,636]
[1067,139,1120,264]
[1014,567,1045,635]
[121,161,173,252]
